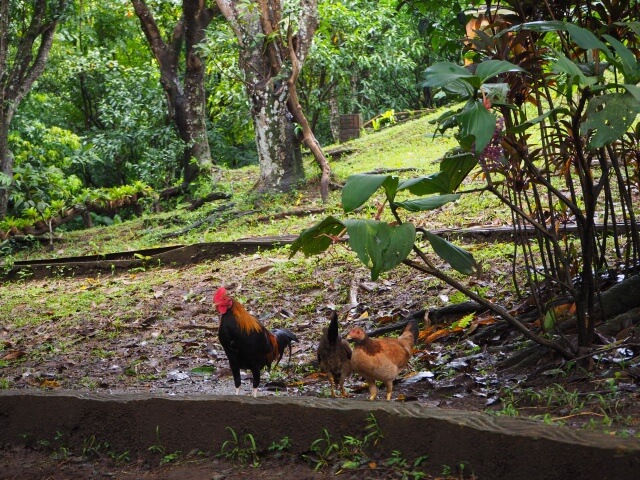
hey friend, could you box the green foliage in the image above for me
[16,1,184,191]
[218,427,260,467]
[344,219,416,280]
[424,13,640,352]
[297,0,457,141]
[305,414,432,477]
[268,436,292,453]
[423,60,523,151]
[148,426,182,466]
[292,154,477,280]
[199,19,258,168]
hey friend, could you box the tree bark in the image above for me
[0,0,68,219]
[216,0,329,198]
[131,0,215,187]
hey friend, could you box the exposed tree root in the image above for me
[162,203,236,239]
[186,192,232,211]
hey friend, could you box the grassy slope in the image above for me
[4,109,504,260]
[2,111,639,439]
[1,109,515,323]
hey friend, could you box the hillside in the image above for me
[1,111,639,440]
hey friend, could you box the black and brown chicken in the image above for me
[214,287,297,397]
[317,310,352,397]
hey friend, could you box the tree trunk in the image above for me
[0,135,14,218]
[250,81,304,192]
[0,0,67,219]
[217,0,329,199]
[594,272,640,322]
[131,0,215,188]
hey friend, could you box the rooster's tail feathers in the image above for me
[273,328,297,345]
[271,328,298,366]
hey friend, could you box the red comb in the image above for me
[213,287,227,304]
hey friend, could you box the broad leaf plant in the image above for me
[293,17,640,360]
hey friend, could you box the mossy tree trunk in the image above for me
[217,0,329,200]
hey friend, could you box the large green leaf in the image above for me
[581,93,640,149]
[423,62,473,88]
[443,78,475,98]
[623,84,640,102]
[397,153,476,196]
[623,21,640,38]
[565,24,612,57]
[344,219,416,280]
[290,216,346,257]
[342,174,398,213]
[394,194,460,212]
[398,173,450,196]
[425,231,476,275]
[458,100,496,153]
[602,34,640,81]
[551,51,596,88]
[475,60,524,84]
[440,153,477,192]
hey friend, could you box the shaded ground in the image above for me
[0,445,472,480]
[2,255,639,430]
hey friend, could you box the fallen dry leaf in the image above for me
[0,350,26,361]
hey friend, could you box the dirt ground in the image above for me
[0,447,327,480]
[2,252,640,478]
[0,439,471,480]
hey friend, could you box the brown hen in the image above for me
[346,320,418,400]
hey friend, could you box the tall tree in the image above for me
[131,0,215,188]
[216,0,330,200]
[0,0,69,218]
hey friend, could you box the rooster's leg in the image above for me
[251,368,261,397]
[231,365,242,395]
[367,380,378,400]
[384,380,393,401]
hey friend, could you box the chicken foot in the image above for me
[366,380,394,400]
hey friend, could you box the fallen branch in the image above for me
[329,181,343,191]
[367,301,485,337]
[363,167,420,175]
[551,412,606,422]
[186,192,232,211]
[254,207,325,223]
[162,203,235,239]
